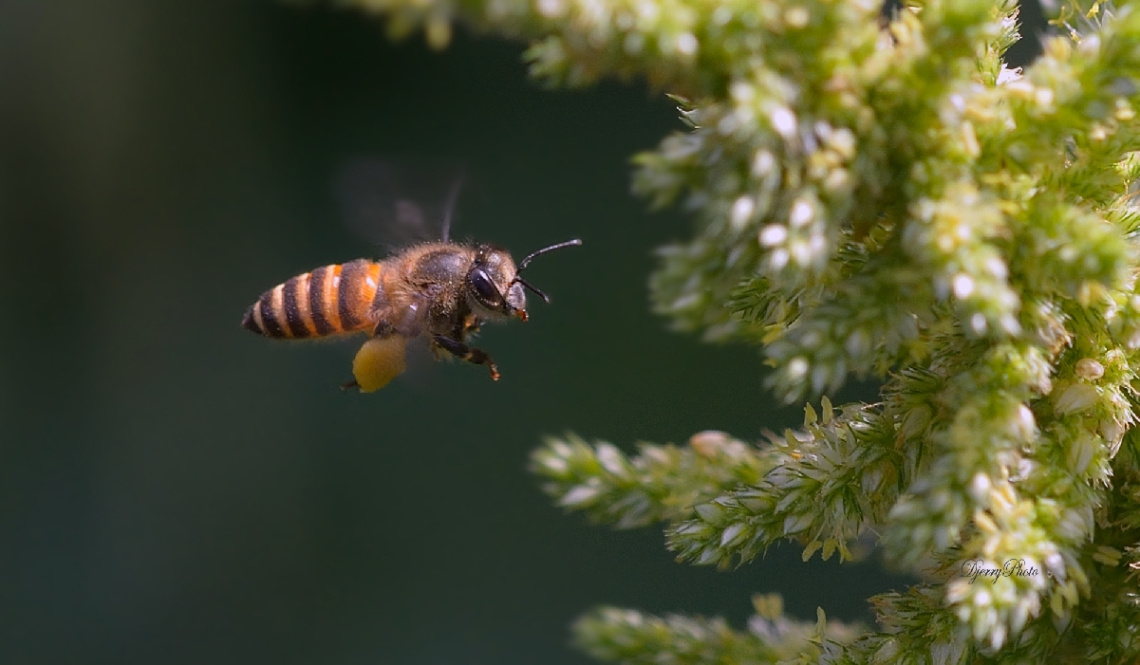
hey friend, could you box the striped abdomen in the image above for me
[242,259,385,339]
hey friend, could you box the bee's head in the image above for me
[467,246,526,320]
[466,239,582,322]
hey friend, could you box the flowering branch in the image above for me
[334,0,1140,659]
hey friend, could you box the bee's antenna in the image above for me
[511,238,581,304]
[514,277,550,303]
[517,238,583,272]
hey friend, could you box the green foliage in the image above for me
[531,431,775,530]
[337,0,1140,660]
[573,599,862,664]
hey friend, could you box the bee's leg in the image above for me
[462,314,483,335]
[341,379,361,391]
[431,335,501,381]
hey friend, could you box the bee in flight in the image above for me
[241,230,581,392]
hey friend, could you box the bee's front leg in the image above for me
[462,314,483,334]
[431,335,500,381]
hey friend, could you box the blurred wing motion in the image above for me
[333,158,466,248]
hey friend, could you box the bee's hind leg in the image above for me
[431,335,501,381]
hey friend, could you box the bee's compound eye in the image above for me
[469,269,501,306]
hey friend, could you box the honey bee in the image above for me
[241,238,582,391]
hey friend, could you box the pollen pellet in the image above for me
[352,337,407,392]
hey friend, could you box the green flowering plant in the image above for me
[337,0,1140,660]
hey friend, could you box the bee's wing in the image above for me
[391,293,433,337]
[367,264,438,339]
[333,158,466,248]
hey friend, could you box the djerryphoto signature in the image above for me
[961,559,1043,584]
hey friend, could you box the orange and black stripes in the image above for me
[337,260,369,330]
[281,276,310,337]
[307,265,338,335]
[242,260,384,339]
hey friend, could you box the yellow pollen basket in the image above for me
[351,336,408,392]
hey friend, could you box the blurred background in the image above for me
[0,1,1045,663]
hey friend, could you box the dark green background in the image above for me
[1,2,947,663]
